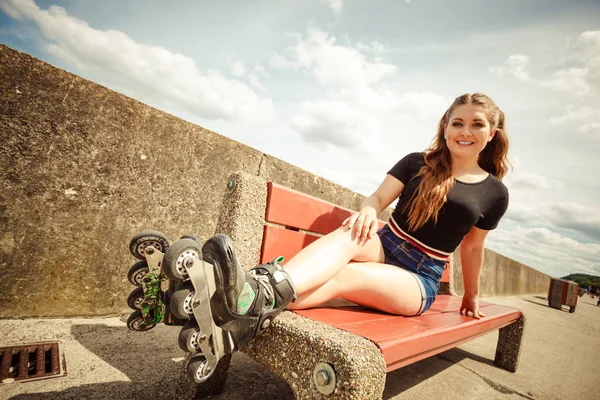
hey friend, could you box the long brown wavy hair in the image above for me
[404,93,510,231]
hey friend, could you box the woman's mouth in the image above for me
[457,141,474,146]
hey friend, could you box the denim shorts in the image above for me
[377,224,446,315]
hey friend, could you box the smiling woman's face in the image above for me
[444,104,495,159]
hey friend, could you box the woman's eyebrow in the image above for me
[451,117,485,122]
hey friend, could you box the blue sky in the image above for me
[1,0,599,278]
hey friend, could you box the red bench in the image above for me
[195,172,525,399]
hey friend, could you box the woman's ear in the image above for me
[488,128,496,142]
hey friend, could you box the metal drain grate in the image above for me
[0,341,66,383]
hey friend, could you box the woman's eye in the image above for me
[452,122,462,127]
[473,123,483,127]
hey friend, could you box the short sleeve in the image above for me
[475,193,509,230]
[388,152,420,184]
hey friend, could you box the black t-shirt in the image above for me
[388,152,509,253]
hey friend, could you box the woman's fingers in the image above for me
[341,216,351,227]
[368,220,378,239]
[345,210,378,242]
[360,217,371,240]
[353,214,365,240]
[346,213,359,230]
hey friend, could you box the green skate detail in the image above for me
[237,282,256,315]
[237,256,284,314]
[141,272,167,324]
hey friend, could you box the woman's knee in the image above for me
[332,226,384,262]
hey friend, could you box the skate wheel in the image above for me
[170,281,195,320]
[127,260,149,286]
[163,238,203,281]
[186,354,214,383]
[126,310,156,331]
[127,287,146,310]
[129,230,170,260]
[179,320,207,353]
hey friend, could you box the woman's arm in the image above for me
[459,225,490,319]
[343,174,405,242]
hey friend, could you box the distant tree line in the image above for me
[561,273,600,288]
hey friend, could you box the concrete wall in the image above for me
[0,44,550,318]
[450,248,552,297]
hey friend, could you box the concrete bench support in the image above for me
[494,314,525,373]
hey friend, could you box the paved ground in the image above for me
[1,293,598,400]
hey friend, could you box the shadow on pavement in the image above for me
[522,297,578,313]
[383,347,495,400]
[10,323,294,400]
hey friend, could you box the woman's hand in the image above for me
[460,294,486,319]
[341,207,378,243]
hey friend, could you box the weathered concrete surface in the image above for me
[450,248,552,297]
[2,294,599,400]
[0,44,377,317]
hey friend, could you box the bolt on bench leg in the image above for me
[243,312,387,400]
[494,314,525,373]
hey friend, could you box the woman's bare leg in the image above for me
[287,261,423,316]
[283,226,385,295]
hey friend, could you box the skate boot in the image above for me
[125,230,171,332]
[202,234,297,348]
[166,234,296,383]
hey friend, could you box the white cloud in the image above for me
[270,28,397,88]
[539,68,589,96]
[326,0,343,13]
[396,92,449,118]
[487,226,600,277]
[505,171,552,191]
[356,40,385,54]
[578,123,600,141]
[0,0,273,123]
[290,99,382,151]
[229,59,246,77]
[550,104,600,142]
[550,104,596,124]
[490,30,600,97]
[489,54,531,82]
[574,30,600,88]
[491,54,590,95]
[272,28,448,153]
[504,201,600,241]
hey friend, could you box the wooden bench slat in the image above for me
[266,182,352,234]
[266,182,385,234]
[295,301,520,372]
[380,306,520,371]
[261,225,319,264]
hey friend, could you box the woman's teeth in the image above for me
[457,141,474,145]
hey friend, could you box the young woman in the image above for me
[202,92,510,350]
